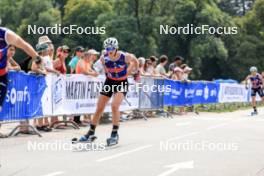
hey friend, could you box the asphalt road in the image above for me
[1,108,264,176]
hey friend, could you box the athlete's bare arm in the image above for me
[245,75,250,88]
[125,53,139,75]
[5,30,38,59]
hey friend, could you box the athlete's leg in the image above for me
[111,92,124,126]
[83,94,110,138]
[257,88,264,103]
[252,96,257,112]
[110,92,125,138]
[91,94,111,125]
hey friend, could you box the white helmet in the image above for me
[104,37,118,49]
[250,66,257,72]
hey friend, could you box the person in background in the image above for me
[31,43,51,132]
[7,45,30,133]
[76,49,99,125]
[138,57,145,75]
[76,49,99,76]
[69,46,84,73]
[169,56,184,77]
[38,40,60,125]
[171,67,183,81]
[149,56,158,75]
[7,45,21,71]
[68,46,85,125]
[53,45,70,75]
[144,58,156,76]
[171,67,185,115]
[182,66,192,82]
[38,35,54,59]
[150,55,158,65]
[155,55,168,77]
[93,50,106,75]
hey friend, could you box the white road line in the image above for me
[96,145,153,162]
[41,171,65,176]
[157,161,194,176]
[166,132,200,142]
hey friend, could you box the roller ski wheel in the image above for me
[72,135,97,144]
[106,134,119,147]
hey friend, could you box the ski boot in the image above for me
[72,135,97,144]
[251,110,258,116]
[106,134,119,146]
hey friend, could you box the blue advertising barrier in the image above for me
[0,72,46,122]
[163,80,219,106]
[0,73,246,123]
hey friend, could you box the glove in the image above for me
[35,56,42,64]
[133,70,140,82]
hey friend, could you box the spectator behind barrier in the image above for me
[138,57,145,76]
[68,46,84,125]
[182,66,192,82]
[31,44,48,75]
[38,35,54,59]
[68,46,84,74]
[31,43,52,132]
[155,55,168,78]
[76,49,100,125]
[93,50,106,75]
[53,45,70,74]
[7,45,21,71]
[76,49,99,76]
[168,56,184,78]
[144,57,158,76]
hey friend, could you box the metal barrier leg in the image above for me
[0,123,8,138]
[50,119,80,130]
[8,122,42,137]
[126,109,148,121]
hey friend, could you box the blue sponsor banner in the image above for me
[0,72,46,121]
[164,80,219,106]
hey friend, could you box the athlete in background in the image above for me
[245,66,264,115]
[0,27,38,112]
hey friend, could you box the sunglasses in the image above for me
[106,47,116,52]
[63,51,69,54]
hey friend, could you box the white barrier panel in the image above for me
[51,74,139,116]
[41,74,53,116]
[218,83,249,103]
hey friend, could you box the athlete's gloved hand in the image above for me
[133,70,140,82]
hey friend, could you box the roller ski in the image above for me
[106,134,119,147]
[251,110,258,116]
[71,135,97,144]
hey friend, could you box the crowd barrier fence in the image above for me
[0,71,258,137]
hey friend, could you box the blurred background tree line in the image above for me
[0,0,263,81]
